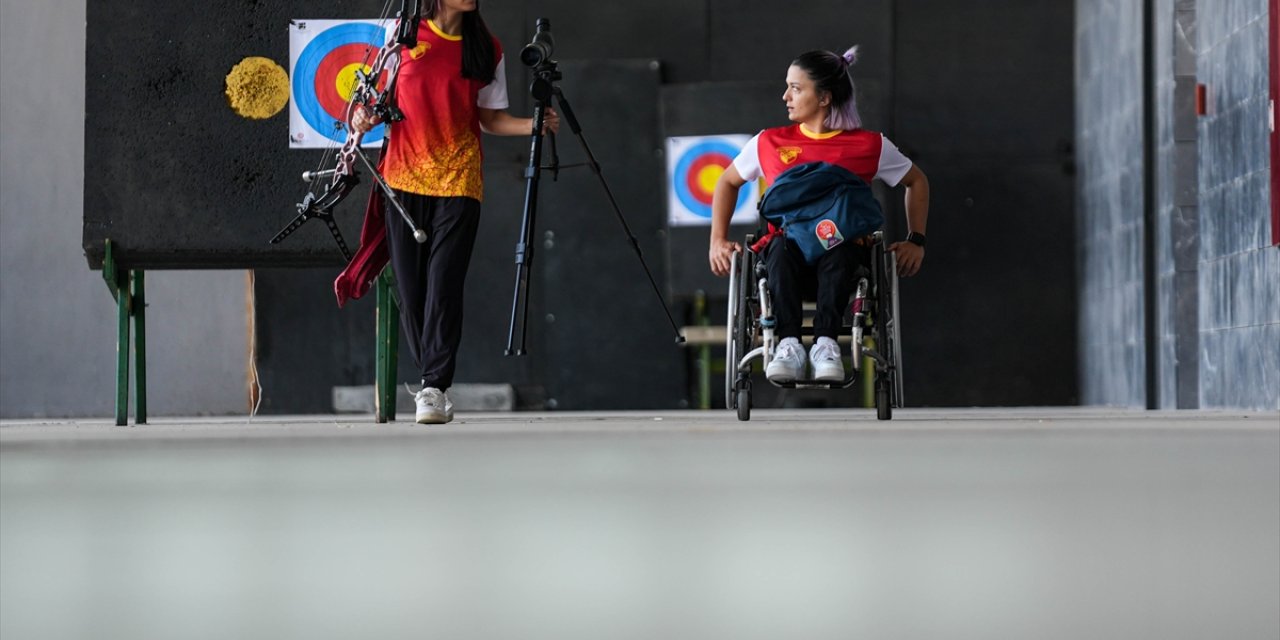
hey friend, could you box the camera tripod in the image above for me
[504,47,684,355]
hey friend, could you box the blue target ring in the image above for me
[673,140,751,220]
[293,22,388,144]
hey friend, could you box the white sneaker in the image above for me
[810,337,845,382]
[766,337,806,383]
[415,387,453,424]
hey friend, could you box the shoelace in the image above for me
[812,342,841,363]
[776,340,804,362]
[405,383,445,406]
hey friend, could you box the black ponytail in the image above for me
[424,0,496,83]
[459,10,496,83]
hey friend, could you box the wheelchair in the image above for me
[725,230,903,421]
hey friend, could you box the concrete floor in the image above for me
[2,408,1277,640]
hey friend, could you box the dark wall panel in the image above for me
[707,0,893,83]
[525,0,710,83]
[892,0,1078,406]
[895,164,1077,406]
[253,268,377,414]
[536,60,685,410]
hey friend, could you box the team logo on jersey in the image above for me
[409,41,431,59]
[816,219,844,249]
[778,146,802,164]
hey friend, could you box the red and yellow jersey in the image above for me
[380,19,507,201]
[733,124,913,187]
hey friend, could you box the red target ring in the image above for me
[314,42,384,122]
[683,152,734,206]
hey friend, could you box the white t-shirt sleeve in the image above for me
[477,54,510,110]
[875,135,913,186]
[732,133,764,182]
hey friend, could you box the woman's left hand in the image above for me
[887,242,925,277]
[543,107,561,135]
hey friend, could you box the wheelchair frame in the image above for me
[725,230,904,421]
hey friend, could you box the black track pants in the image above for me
[384,192,481,391]
[763,236,868,340]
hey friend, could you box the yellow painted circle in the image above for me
[225,56,290,120]
[336,63,373,102]
[696,165,725,194]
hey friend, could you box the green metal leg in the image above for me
[376,276,389,423]
[375,268,400,423]
[133,271,147,424]
[115,268,131,426]
[385,298,398,418]
[103,241,147,426]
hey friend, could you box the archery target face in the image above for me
[666,135,760,227]
[289,19,389,149]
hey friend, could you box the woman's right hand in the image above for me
[708,237,742,277]
[350,105,382,134]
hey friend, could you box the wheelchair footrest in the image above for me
[772,375,860,390]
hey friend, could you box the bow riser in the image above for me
[273,0,422,259]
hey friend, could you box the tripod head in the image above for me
[521,18,562,102]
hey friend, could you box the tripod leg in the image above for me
[553,90,686,344]
[506,101,549,356]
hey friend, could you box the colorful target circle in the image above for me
[292,22,388,144]
[673,140,751,219]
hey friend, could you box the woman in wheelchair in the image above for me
[708,46,930,384]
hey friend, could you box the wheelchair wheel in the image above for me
[876,384,892,421]
[725,251,742,410]
[873,243,898,421]
[726,249,757,411]
[732,249,757,420]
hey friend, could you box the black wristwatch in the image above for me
[905,232,927,247]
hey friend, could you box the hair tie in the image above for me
[842,46,859,66]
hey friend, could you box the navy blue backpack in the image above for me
[757,162,884,264]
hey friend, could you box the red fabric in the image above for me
[750,226,782,253]
[333,186,388,308]
[757,126,883,185]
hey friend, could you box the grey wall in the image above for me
[1076,0,1278,411]
[1154,0,1202,408]
[1196,0,1278,409]
[1076,0,1146,406]
[0,0,245,418]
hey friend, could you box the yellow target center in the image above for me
[696,165,725,194]
[336,63,373,101]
